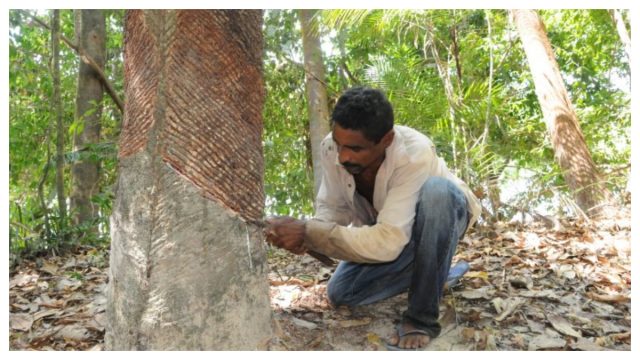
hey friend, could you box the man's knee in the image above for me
[419,177,457,203]
[327,277,352,306]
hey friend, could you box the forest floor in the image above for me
[8,207,632,351]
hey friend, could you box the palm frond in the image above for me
[320,9,375,31]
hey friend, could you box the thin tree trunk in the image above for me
[70,10,105,239]
[450,23,463,90]
[424,23,459,172]
[38,119,53,242]
[337,29,349,88]
[483,10,500,222]
[106,10,271,350]
[483,10,494,140]
[511,9,609,216]
[299,9,331,197]
[21,10,124,113]
[51,10,67,240]
[609,9,631,65]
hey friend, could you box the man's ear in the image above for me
[381,129,394,148]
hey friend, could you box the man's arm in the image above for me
[304,161,430,263]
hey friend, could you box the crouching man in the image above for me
[266,86,480,350]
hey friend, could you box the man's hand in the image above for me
[264,216,307,255]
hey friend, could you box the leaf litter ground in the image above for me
[9,209,631,350]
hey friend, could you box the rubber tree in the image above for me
[106,10,272,350]
[511,9,609,216]
[70,10,105,238]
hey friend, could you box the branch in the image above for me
[499,201,561,229]
[21,10,124,114]
[281,53,338,94]
[602,163,631,177]
[340,61,359,86]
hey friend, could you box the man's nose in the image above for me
[337,146,352,164]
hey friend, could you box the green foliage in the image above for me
[318,9,630,216]
[262,10,315,217]
[543,10,630,184]
[9,10,123,263]
[9,9,631,263]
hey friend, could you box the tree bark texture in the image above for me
[511,9,607,215]
[71,10,105,235]
[106,10,271,350]
[299,9,331,197]
[52,10,67,233]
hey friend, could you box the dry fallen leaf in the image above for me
[460,286,495,300]
[501,231,519,242]
[89,344,104,351]
[509,276,533,289]
[519,289,560,301]
[527,335,566,350]
[511,334,526,349]
[571,337,604,351]
[33,308,62,322]
[56,324,91,341]
[593,318,628,335]
[494,297,525,322]
[40,261,59,275]
[491,298,505,314]
[10,313,34,332]
[55,277,83,292]
[503,255,525,267]
[461,327,476,341]
[586,291,629,304]
[337,317,372,328]
[10,273,39,288]
[547,313,581,338]
[485,333,497,351]
[291,317,317,330]
[366,333,387,351]
[608,331,631,344]
[465,271,489,281]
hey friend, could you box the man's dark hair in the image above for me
[331,87,394,143]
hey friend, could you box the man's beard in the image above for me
[341,162,364,174]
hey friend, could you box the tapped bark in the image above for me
[70,10,105,238]
[106,10,271,350]
[511,9,610,217]
[299,9,331,197]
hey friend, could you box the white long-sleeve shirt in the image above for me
[303,125,481,263]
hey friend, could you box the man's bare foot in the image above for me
[387,322,431,350]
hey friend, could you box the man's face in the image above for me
[332,124,392,175]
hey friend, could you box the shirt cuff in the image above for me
[303,219,373,263]
[304,219,337,255]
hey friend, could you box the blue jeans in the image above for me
[326,177,470,338]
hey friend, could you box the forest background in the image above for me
[6,7,632,264]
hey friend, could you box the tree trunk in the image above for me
[511,9,608,216]
[424,21,460,173]
[299,9,331,197]
[106,10,271,350]
[52,10,67,238]
[70,10,105,238]
[609,9,631,65]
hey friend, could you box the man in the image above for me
[265,87,480,350]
